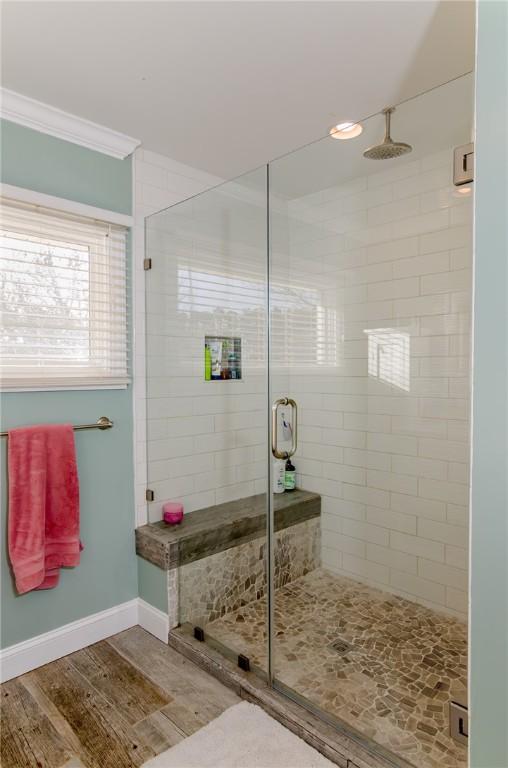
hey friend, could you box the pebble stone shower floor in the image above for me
[203,569,468,768]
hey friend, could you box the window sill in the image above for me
[1,382,130,393]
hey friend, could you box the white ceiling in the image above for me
[0,1,475,181]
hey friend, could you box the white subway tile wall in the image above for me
[137,144,471,621]
[274,148,472,619]
[133,148,222,526]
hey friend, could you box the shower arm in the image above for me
[383,107,394,141]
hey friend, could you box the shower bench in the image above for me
[136,489,321,630]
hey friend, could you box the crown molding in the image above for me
[0,88,140,159]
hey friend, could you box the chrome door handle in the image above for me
[271,397,298,459]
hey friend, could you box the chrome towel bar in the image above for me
[0,416,113,438]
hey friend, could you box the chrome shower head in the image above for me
[363,107,412,160]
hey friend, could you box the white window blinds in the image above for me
[0,196,129,389]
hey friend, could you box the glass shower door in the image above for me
[145,166,271,676]
[268,74,473,768]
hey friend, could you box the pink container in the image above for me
[163,502,184,525]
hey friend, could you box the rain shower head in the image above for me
[363,107,412,160]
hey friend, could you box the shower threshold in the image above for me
[169,623,408,768]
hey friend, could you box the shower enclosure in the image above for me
[144,73,473,768]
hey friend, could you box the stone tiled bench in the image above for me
[136,490,321,628]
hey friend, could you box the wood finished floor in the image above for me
[0,626,240,768]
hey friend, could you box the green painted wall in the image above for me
[137,557,168,614]
[470,2,508,767]
[0,119,132,214]
[0,120,137,648]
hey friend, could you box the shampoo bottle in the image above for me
[204,344,212,381]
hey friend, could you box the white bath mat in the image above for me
[144,700,336,768]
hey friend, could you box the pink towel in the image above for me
[8,424,81,594]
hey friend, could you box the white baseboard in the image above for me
[137,598,169,643]
[0,598,139,683]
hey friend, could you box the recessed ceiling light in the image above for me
[329,122,363,140]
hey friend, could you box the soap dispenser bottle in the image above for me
[284,458,296,491]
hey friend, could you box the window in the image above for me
[0,197,129,389]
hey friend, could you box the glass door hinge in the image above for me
[449,701,468,745]
[143,258,152,271]
[238,654,250,672]
[454,142,474,186]
[145,489,154,502]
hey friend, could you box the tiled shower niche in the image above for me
[205,336,242,381]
